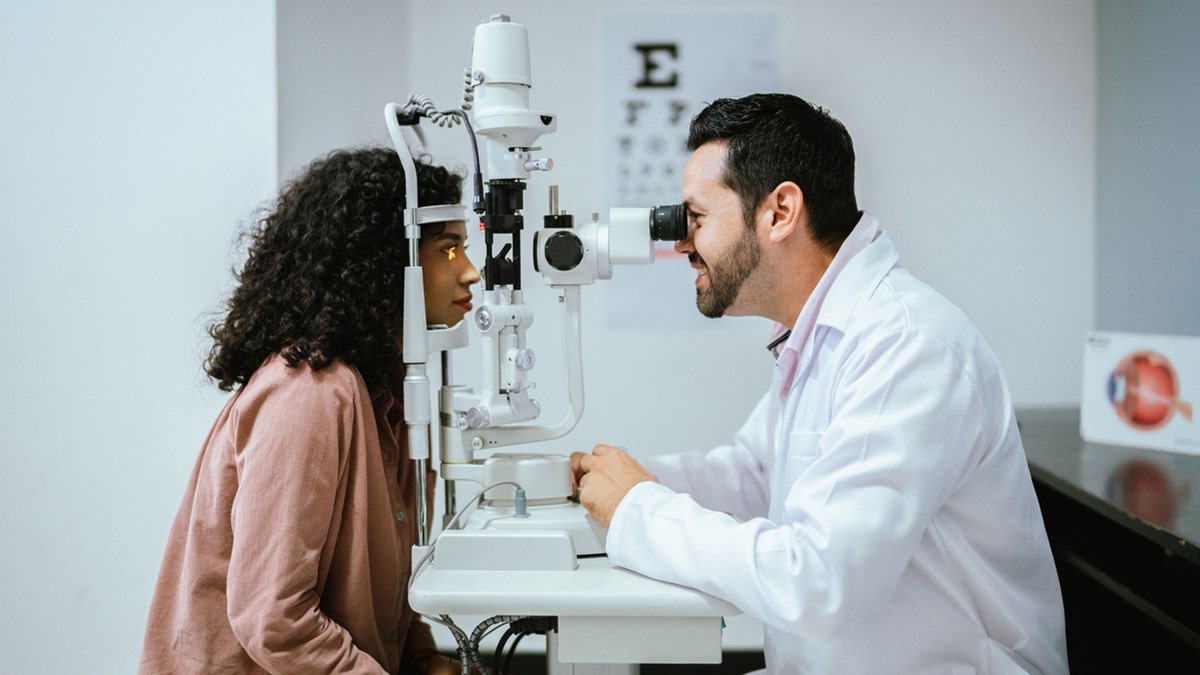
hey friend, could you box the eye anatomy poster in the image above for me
[601,10,780,329]
[1082,331,1200,455]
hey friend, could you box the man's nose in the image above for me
[674,228,694,255]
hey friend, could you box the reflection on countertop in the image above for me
[1017,406,1200,555]
[1016,407,1200,670]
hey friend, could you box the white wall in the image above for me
[0,2,277,673]
[0,0,1098,671]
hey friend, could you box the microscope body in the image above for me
[426,15,689,559]
[392,14,732,671]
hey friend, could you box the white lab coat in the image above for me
[606,214,1069,674]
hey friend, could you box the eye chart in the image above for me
[601,10,780,328]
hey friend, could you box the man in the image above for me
[572,94,1068,674]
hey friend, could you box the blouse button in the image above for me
[395,511,405,522]
[388,629,398,643]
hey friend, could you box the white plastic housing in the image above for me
[557,616,723,664]
[606,207,656,264]
[471,17,532,85]
[433,530,577,571]
[463,500,607,557]
[535,208,656,286]
[481,452,572,501]
[469,15,556,177]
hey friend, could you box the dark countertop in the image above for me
[1016,407,1200,564]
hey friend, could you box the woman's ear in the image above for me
[762,181,804,244]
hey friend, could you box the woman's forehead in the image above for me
[422,220,468,240]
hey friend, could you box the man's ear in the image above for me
[761,181,804,244]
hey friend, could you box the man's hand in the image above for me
[572,445,658,527]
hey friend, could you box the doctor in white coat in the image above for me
[573,93,1068,675]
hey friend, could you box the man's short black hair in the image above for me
[687,93,860,252]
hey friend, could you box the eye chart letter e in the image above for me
[602,10,781,328]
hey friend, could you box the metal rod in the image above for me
[414,458,429,546]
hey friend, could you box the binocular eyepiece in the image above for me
[534,201,689,285]
[650,204,688,241]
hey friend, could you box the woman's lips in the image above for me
[454,298,473,312]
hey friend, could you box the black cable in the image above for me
[493,626,518,675]
[503,631,529,675]
[457,113,485,216]
[495,616,557,675]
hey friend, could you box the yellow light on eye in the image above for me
[446,247,457,261]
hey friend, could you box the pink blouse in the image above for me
[139,355,437,673]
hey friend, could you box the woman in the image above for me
[139,147,480,674]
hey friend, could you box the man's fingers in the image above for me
[570,452,587,486]
[577,445,629,484]
[592,443,624,457]
[578,453,596,473]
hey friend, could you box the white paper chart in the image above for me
[601,10,781,329]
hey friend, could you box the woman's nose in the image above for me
[462,258,481,285]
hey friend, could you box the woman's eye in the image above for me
[444,245,458,261]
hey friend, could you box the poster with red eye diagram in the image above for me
[1082,331,1200,455]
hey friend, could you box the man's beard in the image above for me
[694,226,761,318]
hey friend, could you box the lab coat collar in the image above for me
[813,213,897,335]
[771,212,896,387]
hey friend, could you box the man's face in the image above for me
[418,220,480,327]
[676,142,762,318]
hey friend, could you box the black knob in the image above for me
[543,231,585,271]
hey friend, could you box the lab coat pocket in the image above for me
[783,430,824,486]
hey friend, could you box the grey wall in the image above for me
[276,0,410,180]
[1096,0,1200,336]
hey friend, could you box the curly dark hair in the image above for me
[687,93,859,254]
[205,146,464,391]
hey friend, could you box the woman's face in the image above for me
[418,220,480,328]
